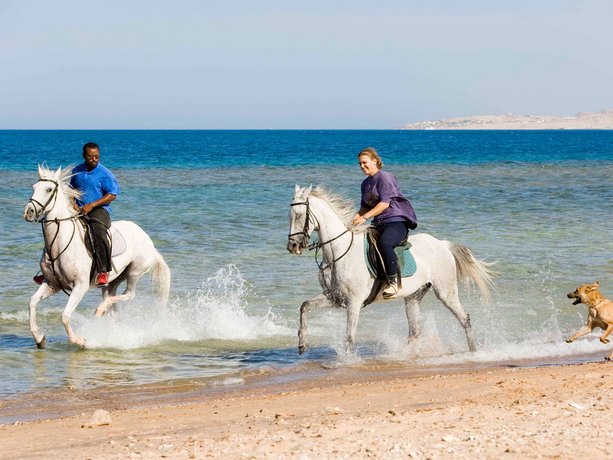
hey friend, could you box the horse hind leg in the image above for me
[433,284,476,352]
[95,273,126,317]
[95,270,138,317]
[403,283,431,344]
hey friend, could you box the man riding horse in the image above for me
[34,142,120,287]
[70,142,120,287]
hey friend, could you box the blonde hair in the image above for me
[358,147,383,169]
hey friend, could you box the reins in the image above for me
[289,199,354,271]
[30,177,84,295]
[41,216,81,295]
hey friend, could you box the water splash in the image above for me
[75,265,291,349]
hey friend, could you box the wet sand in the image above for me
[2,355,613,459]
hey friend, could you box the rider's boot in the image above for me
[382,277,399,299]
[96,272,109,287]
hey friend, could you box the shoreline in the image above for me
[2,355,613,458]
[0,350,603,425]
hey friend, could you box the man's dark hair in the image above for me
[82,142,100,154]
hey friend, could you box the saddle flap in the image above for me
[110,227,127,257]
[364,227,416,279]
[80,217,127,259]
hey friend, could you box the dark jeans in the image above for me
[376,221,409,280]
[87,207,111,273]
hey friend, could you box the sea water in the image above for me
[1,130,612,416]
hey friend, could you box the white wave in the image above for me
[74,264,292,350]
[0,311,29,322]
[374,312,610,366]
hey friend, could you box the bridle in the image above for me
[288,198,354,270]
[288,199,318,251]
[28,178,60,222]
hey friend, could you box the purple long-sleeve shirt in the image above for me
[360,170,417,228]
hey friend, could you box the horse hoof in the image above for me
[36,336,46,349]
[298,344,308,355]
[605,356,611,361]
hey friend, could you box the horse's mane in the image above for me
[310,185,356,226]
[39,164,82,203]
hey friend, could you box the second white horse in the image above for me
[287,185,494,355]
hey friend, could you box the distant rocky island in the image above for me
[403,110,613,130]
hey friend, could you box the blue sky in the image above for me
[1,0,612,129]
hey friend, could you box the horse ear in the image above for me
[55,166,62,177]
[294,184,301,197]
[303,185,312,197]
[38,164,44,178]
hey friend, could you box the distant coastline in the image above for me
[403,110,613,130]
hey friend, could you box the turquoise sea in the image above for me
[1,130,612,423]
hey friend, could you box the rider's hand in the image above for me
[81,203,94,215]
[352,214,366,226]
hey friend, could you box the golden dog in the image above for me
[566,282,613,360]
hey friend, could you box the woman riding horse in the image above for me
[351,147,417,299]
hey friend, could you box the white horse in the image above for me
[23,165,171,348]
[287,185,495,355]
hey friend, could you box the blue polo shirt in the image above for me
[70,163,120,214]
[360,170,417,228]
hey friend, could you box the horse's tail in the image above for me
[447,242,496,303]
[151,250,171,306]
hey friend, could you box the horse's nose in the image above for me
[24,204,36,222]
[287,241,302,255]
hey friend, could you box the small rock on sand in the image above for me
[84,409,112,427]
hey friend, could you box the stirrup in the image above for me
[382,281,399,299]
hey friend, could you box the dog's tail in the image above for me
[447,242,496,303]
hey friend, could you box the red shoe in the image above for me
[33,274,45,285]
[96,272,109,287]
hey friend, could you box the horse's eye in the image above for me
[46,187,53,193]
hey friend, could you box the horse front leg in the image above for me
[344,302,362,354]
[61,283,90,347]
[298,294,331,354]
[404,298,422,344]
[29,282,59,349]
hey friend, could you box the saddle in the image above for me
[362,227,417,307]
[81,218,127,282]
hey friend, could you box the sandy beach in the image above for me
[2,357,613,459]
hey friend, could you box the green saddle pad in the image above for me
[364,238,417,278]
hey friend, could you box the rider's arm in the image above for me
[352,201,390,226]
[81,193,116,215]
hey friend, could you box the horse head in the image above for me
[24,165,74,222]
[287,185,314,255]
